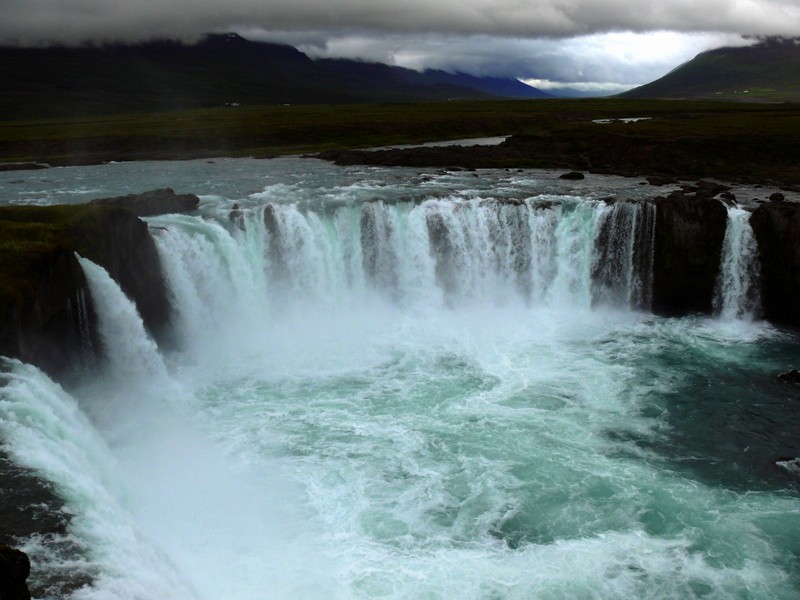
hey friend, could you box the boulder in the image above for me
[0,545,30,600]
[777,369,800,385]
[559,171,585,180]
[229,203,245,231]
[645,175,678,186]
[89,188,199,216]
[693,180,731,198]
[769,192,785,202]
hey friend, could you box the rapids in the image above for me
[1,159,799,599]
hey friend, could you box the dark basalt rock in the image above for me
[559,171,585,180]
[0,249,98,378]
[769,192,786,202]
[646,175,678,186]
[67,207,172,347]
[0,205,171,378]
[651,192,728,315]
[89,188,199,216]
[0,545,30,600]
[750,201,800,327]
[693,180,731,198]
[229,203,245,231]
[777,369,800,385]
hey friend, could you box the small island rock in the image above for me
[89,188,199,216]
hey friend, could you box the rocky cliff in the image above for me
[750,201,800,327]
[0,203,171,378]
[650,188,729,316]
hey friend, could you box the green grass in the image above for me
[1,98,798,166]
[1,98,799,186]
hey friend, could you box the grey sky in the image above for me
[2,0,799,90]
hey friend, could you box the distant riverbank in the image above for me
[1,99,799,188]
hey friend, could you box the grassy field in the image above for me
[1,98,799,185]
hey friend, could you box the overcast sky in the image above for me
[3,0,800,92]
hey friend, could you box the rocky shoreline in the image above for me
[314,123,800,192]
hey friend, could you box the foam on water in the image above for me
[2,161,800,598]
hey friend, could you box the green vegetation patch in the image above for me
[1,98,799,184]
[0,204,120,312]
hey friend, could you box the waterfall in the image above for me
[4,159,797,600]
[713,206,762,321]
[0,358,198,599]
[150,197,658,315]
[591,200,656,311]
[77,255,169,383]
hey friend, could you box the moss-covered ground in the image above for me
[0,99,798,182]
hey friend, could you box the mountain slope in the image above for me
[622,37,800,101]
[0,33,547,119]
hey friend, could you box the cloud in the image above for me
[256,29,751,87]
[1,0,799,45]
[0,1,794,93]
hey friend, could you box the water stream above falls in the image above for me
[2,158,800,599]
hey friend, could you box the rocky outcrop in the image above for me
[750,201,800,327]
[0,248,98,378]
[89,188,199,216]
[67,206,171,343]
[777,369,800,385]
[651,191,728,315]
[0,205,170,378]
[0,545,30,600]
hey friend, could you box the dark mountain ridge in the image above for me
[622,37,800,101]
[0,33,547,119]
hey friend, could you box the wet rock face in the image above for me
[0,453,68,548]
[0,545,31,600]
[651,192,728,315]
[749,201,800,327]
[0,205,171,379]
[0,250,98,379]
[89,188,199,216]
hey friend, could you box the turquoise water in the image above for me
[1,159,800,599]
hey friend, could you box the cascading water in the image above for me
[76,256,169,383]
[156,196,655,314]
[713,205,762,320]
[2,159,799,600]
[591,200,656,310]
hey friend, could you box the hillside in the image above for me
[0,33,547,120]
[622,37,800,101]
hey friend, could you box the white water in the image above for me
[2,161,799,599]
[714,206,762,321]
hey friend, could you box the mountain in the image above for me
[0,33,547,119]
[621,37,800,101]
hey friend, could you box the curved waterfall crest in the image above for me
[154,196,662,314]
